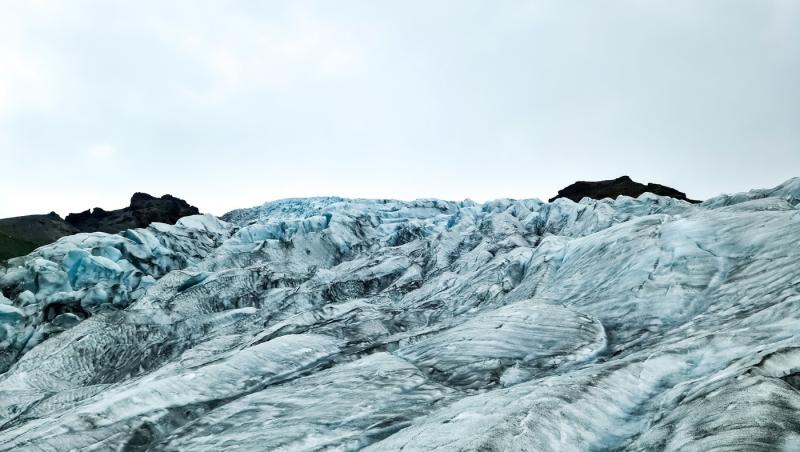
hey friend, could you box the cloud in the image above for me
[0,32,53,116]
[0,1,797,218]
[85,144,115,160]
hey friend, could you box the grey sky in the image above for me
[1,0,798,217]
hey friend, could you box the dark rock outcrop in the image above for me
[0,212,80,260]
[65,193,200,233]
[549,176,700,203]
[0,194,199,261]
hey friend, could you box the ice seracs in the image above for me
[0,178,799,450]
[0,214,231,373]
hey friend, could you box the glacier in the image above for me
[0,178,799,450]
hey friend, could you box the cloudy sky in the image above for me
[1,1,798,217]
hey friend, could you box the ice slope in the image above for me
[0,179,798,451]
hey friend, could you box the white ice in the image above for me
[0,179,799,450]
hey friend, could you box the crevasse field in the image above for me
[1,179,800,451]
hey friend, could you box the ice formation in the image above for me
[0,178,799,450]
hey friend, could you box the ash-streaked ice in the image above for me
[1,179,800,450]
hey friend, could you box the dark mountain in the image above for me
[549,176,700,203]
[65,193,199,233]
[0,193,199,260]
[0,213,80,260]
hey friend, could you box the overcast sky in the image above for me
[1,1,798,217]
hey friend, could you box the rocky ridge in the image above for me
[65,192,200,233]
[549,175,700,203]
[0,193,199,261]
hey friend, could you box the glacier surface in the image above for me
[0,179,799,450]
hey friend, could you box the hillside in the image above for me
[0,213,79,260]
